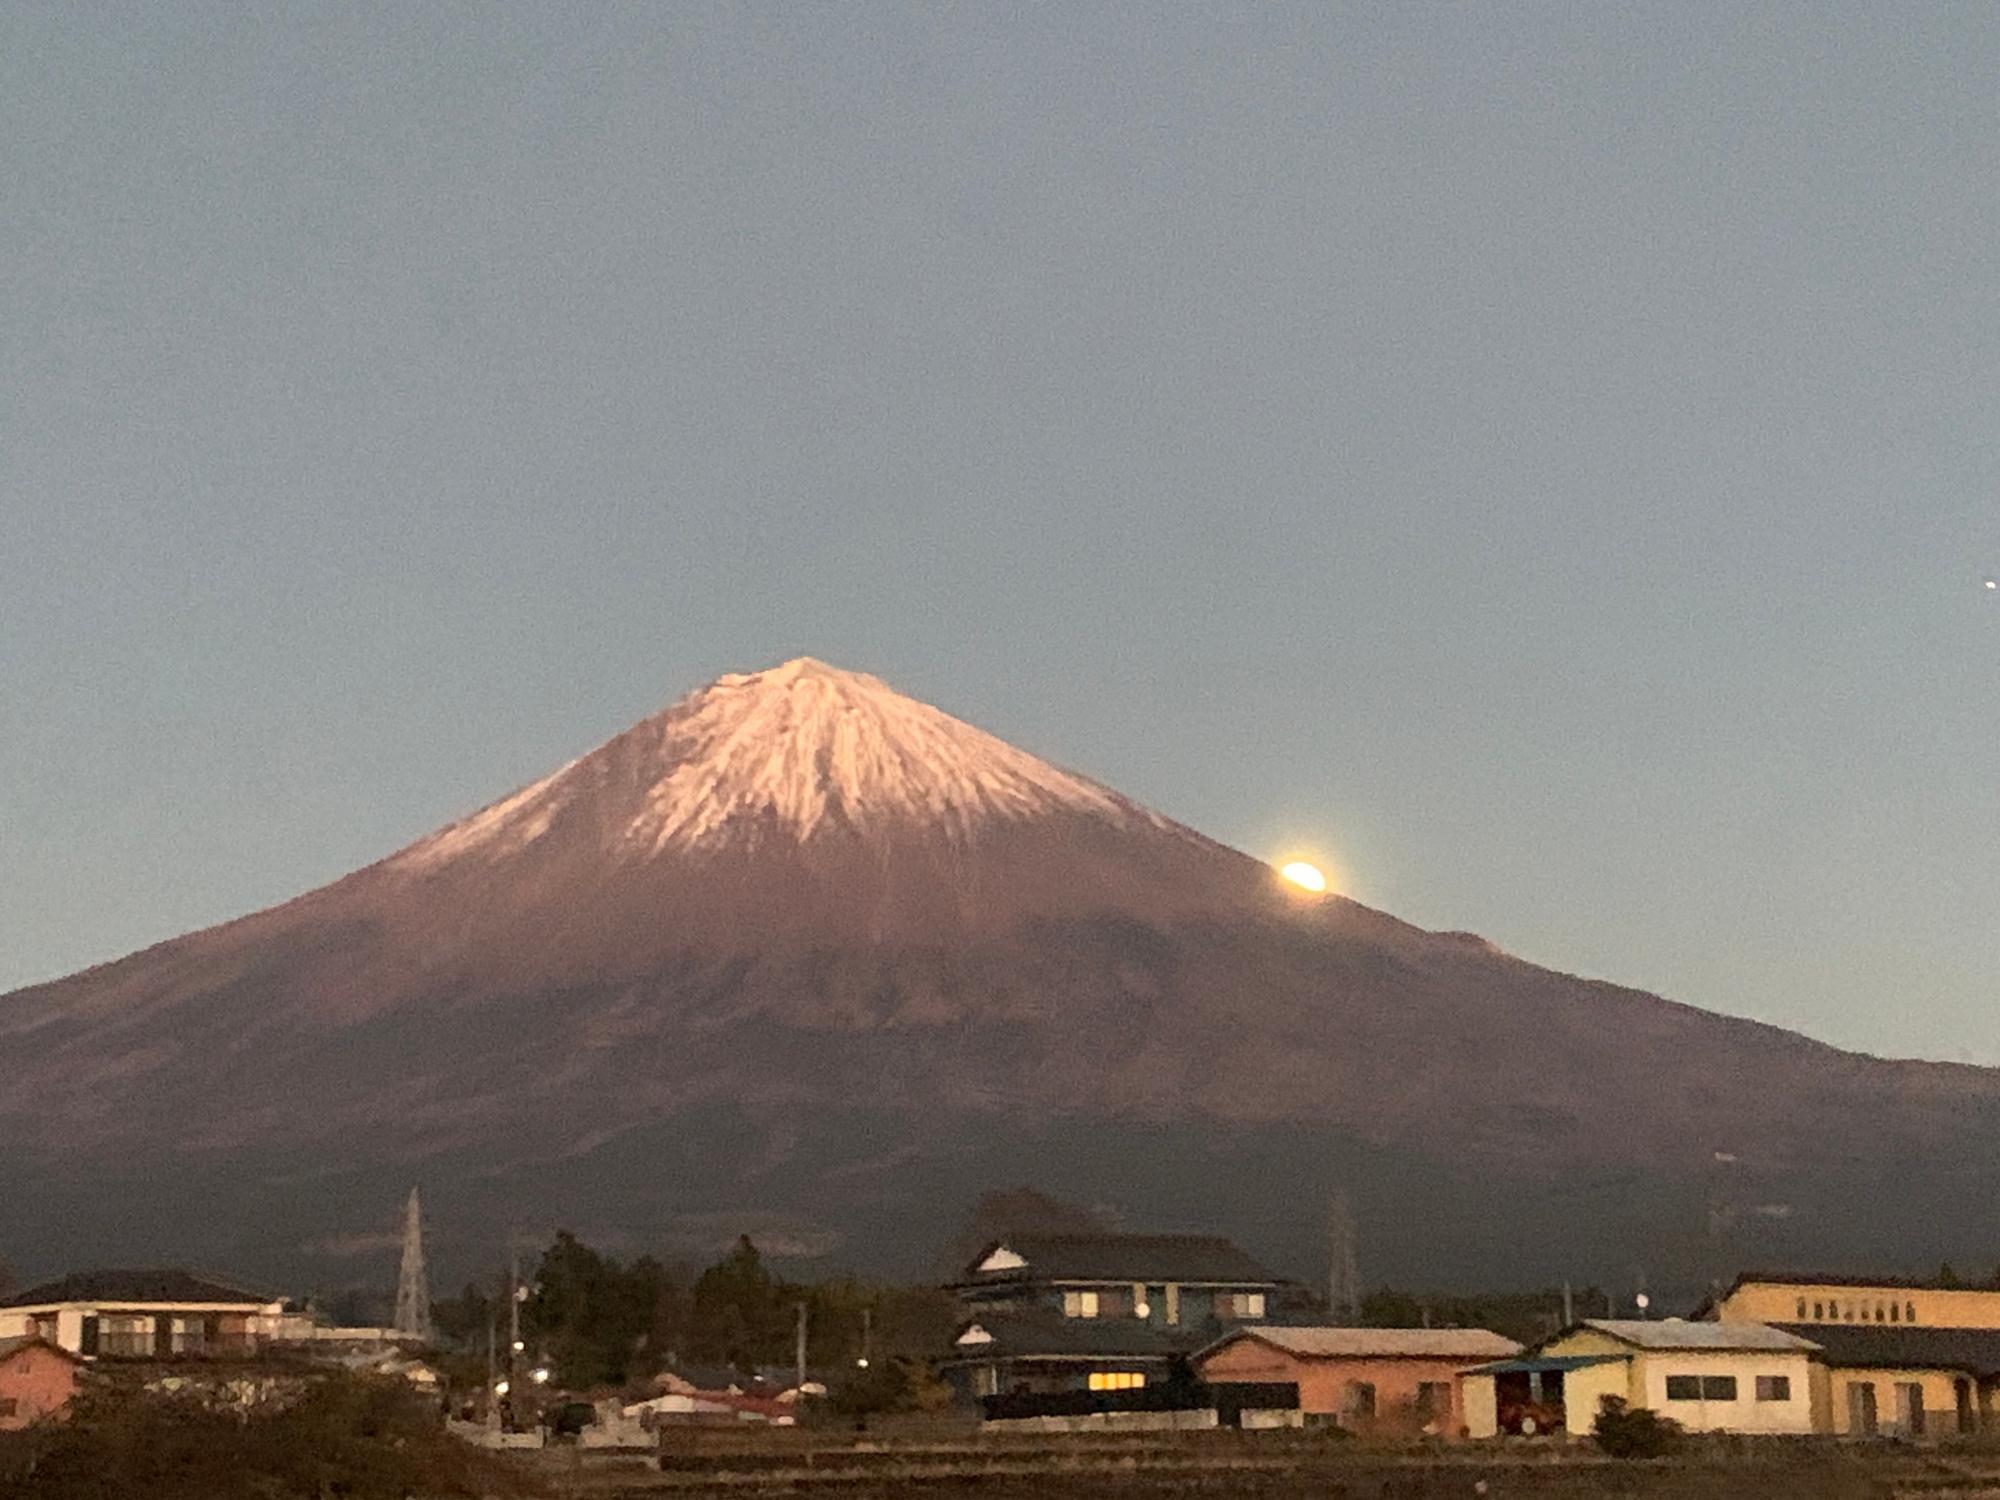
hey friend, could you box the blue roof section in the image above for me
[1465,1354,1628,1376]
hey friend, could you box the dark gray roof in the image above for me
[944,1310,1202,1364]
[0,1269,272,1310]
[1769,1323,2000,1378]
[959,1234,1279,1286]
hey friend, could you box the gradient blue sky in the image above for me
[5,3,1996,1063]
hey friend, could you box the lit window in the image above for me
[1088,1371,1146,1392]
[1062,1290,1100,1319]
[1237,1292,1267,1319]
[1756,1376,1791,1402]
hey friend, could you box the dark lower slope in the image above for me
[4,901,1998,1296]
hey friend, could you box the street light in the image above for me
[530,1366,551,1385]
[493,1379,511,1397]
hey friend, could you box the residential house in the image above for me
[1705,1273,2000,1435]
[1195,1326,1520,1434]
[941,1232,1300,1401]
[1462,1321,1819,1439]
[0,1271,288,1359]
[0,1338,83,1430]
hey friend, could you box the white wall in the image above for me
[1635,1352,1816,1435]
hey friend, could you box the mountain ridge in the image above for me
[4,657,2000,1292]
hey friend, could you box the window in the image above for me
[1756,1376,1791,1402]
[1088,1371,1146,1392]
[1907,1302,1918,1324]
[1890,1303,1900,1323]
[1875,1303,1887,1323]
[1062,1290,1100,1319]
[1796,1298,1808,1319]
[1345,1380,1377,1418]
[1812,1302,1824,1320]
[0,1399,15,1418]
[1415,1382,1451,1418]
[1666,1375,1736,1401]
[1233,1292,1266,1319]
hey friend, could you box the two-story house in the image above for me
[939,1231,1302,1400]
[0,1270,291,1360]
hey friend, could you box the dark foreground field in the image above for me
[547,1434,2000,1500]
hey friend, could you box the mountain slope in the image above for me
[4,657,1999,1293]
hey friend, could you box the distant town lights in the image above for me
[530,1367,551,1385]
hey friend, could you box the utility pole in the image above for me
[485,1309,497,1421]
[794,1301,808,1389]
[1562,1280,1575,1327]
[509,1246,523,1383]
[1327,1190,1361,1325]
[859,1306,873,1368]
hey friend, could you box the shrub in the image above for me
[1593,1395,1683,1459]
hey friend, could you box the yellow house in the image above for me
[1709,1272,2000,1332]
[1706,1274,2000,1436]
[1463,1321,1819,1439]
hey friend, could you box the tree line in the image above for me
[432,1231,955,1395]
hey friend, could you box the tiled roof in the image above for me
[960,1234,1279,1285]
[1203,1326,1521,1362]
[1769,1323,2000,1378]
[1580,1320,1818,1353]
[944,1311,1202,1363]
[0,1269,273,1310]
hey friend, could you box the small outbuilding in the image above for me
[1195,1326,1520,1434]
[1462,1320,1820,1439]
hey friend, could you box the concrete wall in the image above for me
[985,1409,1220,1434]
[1632,1351,1817,1435]
[1560,1362,1635,1437]
[1825,1367,1978,1436]
[1462,1375,1498,1439]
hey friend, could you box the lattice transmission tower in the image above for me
[393,1186,435,1345]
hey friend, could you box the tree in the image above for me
[691,1236,790,1367]
[1938,1262,1966,1289]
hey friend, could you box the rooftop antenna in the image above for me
[393,1187,435,1344]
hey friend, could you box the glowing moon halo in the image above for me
[1279,861,1328,894]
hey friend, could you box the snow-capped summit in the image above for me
[395,656,1171,872]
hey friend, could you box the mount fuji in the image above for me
[5,657,2000,1294]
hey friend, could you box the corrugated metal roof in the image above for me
[958,1234,1279,1286]
[1205,1326,1520,1362]
[1580,1320,1819,1353]
[1467,1354,1628,1376]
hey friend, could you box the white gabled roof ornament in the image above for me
[976,1244,1028,1274]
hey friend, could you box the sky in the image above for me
[4,2,1996,1064]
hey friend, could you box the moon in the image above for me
[1279,861,1328,894]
